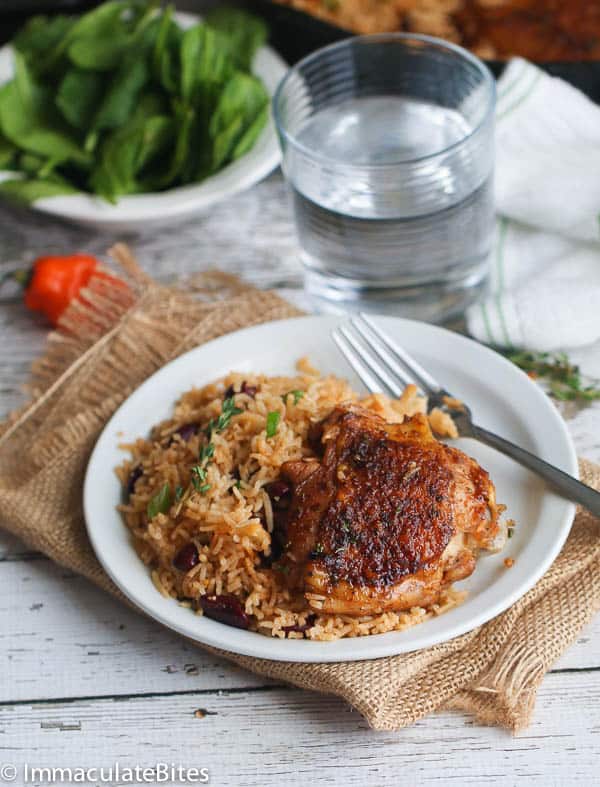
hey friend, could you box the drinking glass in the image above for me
[273,34,496,321]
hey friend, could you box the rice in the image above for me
[117,361,464,641]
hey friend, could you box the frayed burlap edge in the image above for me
[1,246,599,733]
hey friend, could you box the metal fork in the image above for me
[332,313,600,517]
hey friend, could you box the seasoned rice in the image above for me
[117,360,464,641]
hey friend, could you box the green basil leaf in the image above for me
[44,1,133,72]
[17,152,46,175]
[68,33,130,71]
[0,134,17,169]
[90,113,173,202]
[135,91,170,120]
[56,69,105,130]
[209,72,269,171]
[67,3,160,71]
[153,3,174,67]
[90,53,149,133]
[0,177,79,204]
[231,103,269,160]
[211,114,244,173]
[206,8,267,72]
[0,53,90,168]
[147,99,193,190]
[147,482,172,520]
[152,4,179,89]
[179,23,234,108]
[138,115,174,169]
[13,15,75,67]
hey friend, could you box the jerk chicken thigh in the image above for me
[274,405,503,615]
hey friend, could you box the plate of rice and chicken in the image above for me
[83,316,577,662]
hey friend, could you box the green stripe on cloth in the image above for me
[479,302,495,345]
[495,218,512,347]
[496,60,528,103]
[495,294,512,348]
[497,69,543,122]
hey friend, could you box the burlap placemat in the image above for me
[1,245,599,732]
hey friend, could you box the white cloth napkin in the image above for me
[466,58,600,355]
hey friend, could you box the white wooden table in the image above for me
[1,173,600,786]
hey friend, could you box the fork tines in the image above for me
[331,313,442,398]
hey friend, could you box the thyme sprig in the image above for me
[193,396,243,495]
[191,465,210,494]
[206,396,243,436]
[175,396,243,511]
[503,349,600,403]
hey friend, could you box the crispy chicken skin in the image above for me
[275,405,502,615]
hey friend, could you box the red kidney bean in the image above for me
[224,381,258,400]
[199,594,249,630]
[241,381,258,397]
[174,423,199,442]
[126,465,143,496]
[173,543,199,572]
[282,614,317,634]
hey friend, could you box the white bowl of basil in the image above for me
[0,4,287,230]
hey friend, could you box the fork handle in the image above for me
[471,423,600,517]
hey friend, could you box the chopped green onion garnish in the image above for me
[266,410,280,438]
[282,389,304,405]
[147,483,172,519]
[205,397,243,437]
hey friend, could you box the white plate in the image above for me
[0,12,287,231]
[84,316,577,662]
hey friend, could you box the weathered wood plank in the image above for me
[0,671,598,786]
[0,557,598,704]
[0,559,268,702]
[0,302,46,416]
[0,531,34,560]
[568,401,600,465]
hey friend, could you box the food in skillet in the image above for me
[272,0,600,62]
[117,363,507,640]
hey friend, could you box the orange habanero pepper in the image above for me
[3,253,125,327]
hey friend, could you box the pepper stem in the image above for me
[0,267,32,291]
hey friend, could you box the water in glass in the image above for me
[291,95,494,319]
